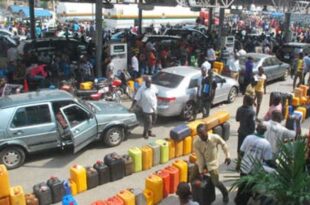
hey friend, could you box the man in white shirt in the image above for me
[130,76,158,139]
[131,52,139,79]
[263,110,298,155]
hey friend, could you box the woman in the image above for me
[254,66,267,117]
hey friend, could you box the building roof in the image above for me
[19,8,52,18]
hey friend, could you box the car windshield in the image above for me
[281,46,302,55]
[239,56,261,68]
[77,98,96,113]
[152,72,184,88]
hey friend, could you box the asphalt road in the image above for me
[8,77,309,205]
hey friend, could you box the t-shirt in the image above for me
[200,76,217,100]
[240,134,273,174]
[255,74,266,93]
[134,84,158,113]
[236,105,256,136]
[131,56,139,72]
[245,84,255,97]
[297,59,304,72]
[263,104,282,121]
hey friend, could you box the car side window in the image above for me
[62,105,89,128]
[11,105,52,128]
[189,78,198,88]
[213,76,222,84]
[263,58,271,67]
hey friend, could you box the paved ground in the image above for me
[8,77,309,205]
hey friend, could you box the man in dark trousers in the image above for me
[241,56,254,94]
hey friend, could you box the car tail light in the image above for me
[157,96,176,104]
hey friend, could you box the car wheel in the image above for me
[227,87,238,103]
[181,101,196,121]
[0,147,26,170]
[104,127,124,147]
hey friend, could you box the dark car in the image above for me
[276,42,310,64]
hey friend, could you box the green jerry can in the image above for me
[128,147,143,173]
[155,139,169,164]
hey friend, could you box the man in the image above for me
[254,66,267,117]
[131,51,139,79]
[293,52,304,89]
[241,57,254,95]
[245,77,257,99]
[303,53,310,85]
[235,122,273,205]
[197,68,217,118]
[193,124,231,203]
[130,76,158,139]
[236,95,256,155]
[263,110,299,155]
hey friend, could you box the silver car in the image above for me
[0,90,138,169]
[152,66,239,120]
[238,53,289,82]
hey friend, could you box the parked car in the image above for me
[0,90,139,169]
[276,42,310,64]
[238,53,289,82]
[152,66,239,121]
[0,28,27,41]
[0,35,17,67]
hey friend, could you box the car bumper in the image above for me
[157,104,182,117]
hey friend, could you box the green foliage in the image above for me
[231,139,310,205]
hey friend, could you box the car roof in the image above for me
[284,42,310,47]
[162,66,200,77]
[0,90,73,109]
[21,37,81,43]
[242,53,271,59]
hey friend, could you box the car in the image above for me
[238,53,289,82]
[152,66,239,121]
[0,35,17,67]
[0,28,27,41]
[0,90,139,169]
[276,42,310,64]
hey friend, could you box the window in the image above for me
[263,58,272,67]
[189,78,198,88]
[152,72,184,88]
[62,106,89,128]
[11,105,51,128]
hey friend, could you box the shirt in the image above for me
[245,60,253,79]
[240,134,273,174]
[297,59,304,72]
[255,74,266,93]
[245,84,255,97]
[200,76,217,100]
[134,84,158,113]
[193,134,230,172]
[207,48,216,61]
[263,104,282,121]
[131,56,139,72]
[236,105,256,136]
[263,120,295,154]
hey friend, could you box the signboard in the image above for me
[291,14,310,25]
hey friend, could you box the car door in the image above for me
[7,103,59,153]
[272,57,285,79]
[60,104,97,153]
[213,75,230,104]
[187,74,200,102]
[262,57,274,81]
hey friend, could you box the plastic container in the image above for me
[80,81,93,90]
[121,155,134,176]
[148,143,160,166]
[222,122,230,141]
[175,139,184,157]
[68,179,77,196]
[141,146,153,170]
[213,125,223,138]
[104,152,125,182]
[165,139,176,159]
[135,77,144,85]
[105,196,124,205]
[155,170,170,198]
[91,201,108,205]
[128,147,143,173]
[183,136,192,155]
[203,115,219,130]
[187,120,204,136]
[155,139,169,164]
[292,97,300,107]
[215,111,230,124]
[143,189,153,205]
[164,166,179,194]
[127,80,135,90]
[300,85,309,96]
[0,197,10,205]
[117,190,135,205]
[0,165,10,198]
[46,176,65,203]
[189,153,197,163]
[296,107,307,121]
[9,186,25,205]
[170,124,191,140]
[172,160,188,183]
[145,175,163,204]
[70,164,87,193]
[300,97,308,105]
[33,182,52,205]
[93,161,110,185]
[86,167,99,189]
[25,194,39,205]
[62,195,78,205]
[128,188,146,205]
[294,87,303,98]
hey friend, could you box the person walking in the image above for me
[130,76,158,139]
[293,52,304,90]
[241,57,254,95]
[245,77,258,99]
[193,124,231,203]
[197,68,217,118]
[254,66,266,117]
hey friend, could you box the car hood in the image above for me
[89,101,129,115]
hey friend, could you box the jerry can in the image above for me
[33,182,52,205]
[215,111,230,124]
[46,176,65,203]
[292,96,300,107]
[127,80,135,90]
[105,196,124,205]
[9,186,25,205]
[172,160,188,183]
[148,143,160,166]
[154,170,170,198]
[143,189,153,205]
[141,146,153,170]
[299,85,309,96]
[294,87,303,98]
[203,115,219,130]
[175,140,184,157]
[145,175,163,204]
[135,77,144,85]
[25,194,39,205]
[62,195,78,205]
[79,81,93,90]
[91,201,108,205]
[93,161,110,185]
[104,153,125,181]
[117,190,135,205]
[70,164,87,193]
[0,197,10,205]
[121,155,134,176]
[296,107,307,121]
[86,167,99,190]
[183,136,192,155]
[68,179,77,196]
[165,139,176,159]
[189,153,197,163]
[163,166,179,194]
[128,147,142,173]
[155,139,169,164]
[0,165,10,198]
[128,188,146,205]
[187,120,204,136]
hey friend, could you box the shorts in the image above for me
[255,91,263,105]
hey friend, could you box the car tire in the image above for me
[227,87,238,103]
[0,146,26,170]
[104,126,124,147]
[181,101,197,121]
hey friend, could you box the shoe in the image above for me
[223,194,229,203]
[143,135,149,139]
[149,134,156,137]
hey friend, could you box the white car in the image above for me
[0,29,27,41]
